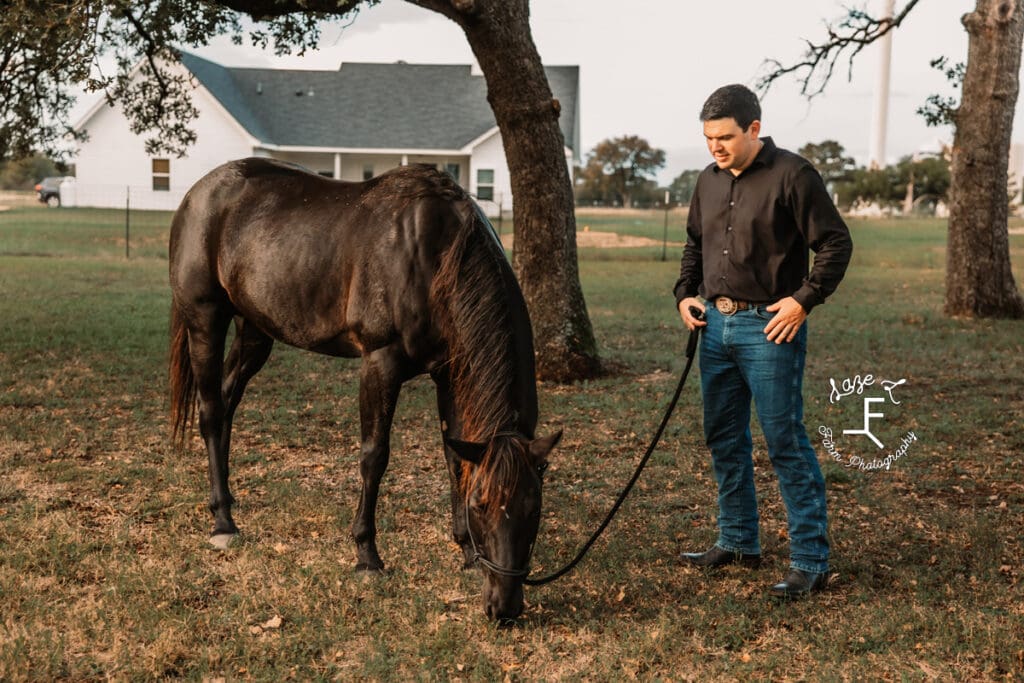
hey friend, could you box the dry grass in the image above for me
[1,211,1023,680]
[0,191,37,211]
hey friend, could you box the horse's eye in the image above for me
[537,462,549,477]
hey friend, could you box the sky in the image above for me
[109,0,990,184]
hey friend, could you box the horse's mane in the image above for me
[353,163,529,521]
[428,193,530,522]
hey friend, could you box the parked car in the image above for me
[34,176,70,207]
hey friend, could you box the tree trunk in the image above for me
[410,0,601,381]
[946,0,1024,317]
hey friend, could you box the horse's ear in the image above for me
[445,437,487,465]
[529,430,563,465]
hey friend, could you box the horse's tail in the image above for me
[169,302,196,447]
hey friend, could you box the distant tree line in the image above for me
[573,135,959,215]
[574,135,665,208]
[798,139,956,215]
[0,155,67,191]
[573,134,709,208]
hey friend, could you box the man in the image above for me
[674,84,853,598]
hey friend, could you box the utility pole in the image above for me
[868,0,896,170]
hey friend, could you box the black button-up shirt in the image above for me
[673,137,853,312]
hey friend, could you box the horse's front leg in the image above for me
[432,368,473,568]
[352,349,404,572]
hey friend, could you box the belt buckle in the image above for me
[716,297,738,316]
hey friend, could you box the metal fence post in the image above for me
[125,186,130,259]
[661,190,670,262]
[497,195,504,239]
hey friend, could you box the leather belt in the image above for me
[714,296,751,316]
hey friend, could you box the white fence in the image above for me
[61,182,188,212]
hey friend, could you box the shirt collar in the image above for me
[755,136,778,168]
[711,136,778,175]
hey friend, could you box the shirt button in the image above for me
[729,201,735,206]
[723,249,728,254]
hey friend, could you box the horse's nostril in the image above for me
[495,602,523,622]
[485,600,519,621]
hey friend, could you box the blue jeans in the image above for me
[698,305,829,574]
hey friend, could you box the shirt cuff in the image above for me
[792,286,820,313]
[674,284,698,306]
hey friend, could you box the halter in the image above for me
[464,501,532,578]
[463,428,534,579]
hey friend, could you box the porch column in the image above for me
[401,154,408,166]
[334,153,341,180]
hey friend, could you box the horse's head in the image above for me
[447,430,562,622]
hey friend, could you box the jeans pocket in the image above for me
[753,305,773,321]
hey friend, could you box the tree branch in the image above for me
[401,0,469,24]
[211,0,369,20]
[757,0,924,99]
[121,6,170,121]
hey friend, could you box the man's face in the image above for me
[703,117,761,175]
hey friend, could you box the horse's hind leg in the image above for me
[195,317,274,549]
[221,317,273,428]
[352,348,405,572]
[185,302,238,546]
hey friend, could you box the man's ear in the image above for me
[528,429,563,466]
[445,437,487,465]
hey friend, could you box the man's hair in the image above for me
[699,84,761,131]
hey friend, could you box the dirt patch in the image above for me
[0,190,36,210]
[500,230,681,249]
[576,206,689,219]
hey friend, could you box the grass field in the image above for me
[1,205,1023,680]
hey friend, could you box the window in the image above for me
[445,163,460,183]
[152,159,170,191]
[363,164,374,180]
[476,168,494,201]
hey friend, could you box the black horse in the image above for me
[168,158,561,620]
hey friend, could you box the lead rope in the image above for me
[524,314,702,587]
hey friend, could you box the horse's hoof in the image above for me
[209,533,237,550]
[354,562,385,574]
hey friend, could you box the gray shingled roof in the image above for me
[179,52,579,155]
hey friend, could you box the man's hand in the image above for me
[764,297,807,343]
[678,297,707,331]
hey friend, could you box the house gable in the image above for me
[70,55,579,214]
[72,60,257,209]
[178,53,579,158]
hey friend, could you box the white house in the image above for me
[72,53,581,216]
